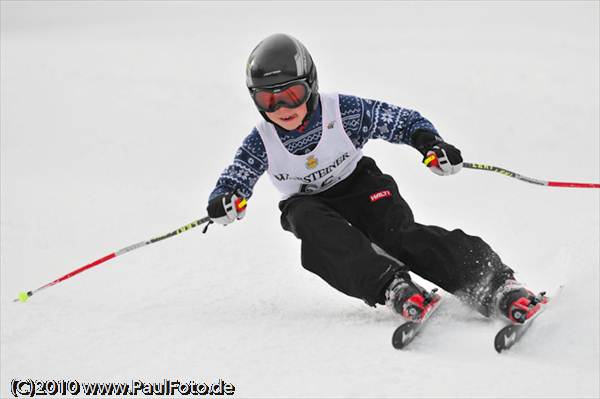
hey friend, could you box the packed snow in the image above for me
[2,2,598,398]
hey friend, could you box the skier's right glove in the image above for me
[207,193,247,226]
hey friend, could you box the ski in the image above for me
[494,305,546,353]
[493,285,566,353]
[391,292,442,350]
[494,285,566,353]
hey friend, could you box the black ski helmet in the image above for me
[246,33,319,119]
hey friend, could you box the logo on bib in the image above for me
[327,121,335,129]
[369,190,392,202]
[306,155,318,169]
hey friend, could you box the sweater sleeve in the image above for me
[208,128,268,201]
[339,94,440,150]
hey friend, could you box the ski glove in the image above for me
[424,143,463,176]
[411,130,463,176]
[207,193,247,226]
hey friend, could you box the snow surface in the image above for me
[1,2,599,398]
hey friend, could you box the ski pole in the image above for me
[13,197,248,303]
[13,215,212,303]
[423,155,600,188]
[462,163,600,188]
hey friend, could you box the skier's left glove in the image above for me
[207,192,247,226]
[412,130,463,176]
[423,142,463,176]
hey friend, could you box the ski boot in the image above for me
[385,274,441,322]
[495,280,548,324]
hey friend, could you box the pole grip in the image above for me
[235,198,248,212]
[423,154,438,167]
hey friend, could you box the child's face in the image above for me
[266,103,308,131]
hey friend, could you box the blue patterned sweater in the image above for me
[209,94,439,201]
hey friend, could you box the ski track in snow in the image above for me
[1,3,599,398]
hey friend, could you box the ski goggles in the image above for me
[250,79,311,113]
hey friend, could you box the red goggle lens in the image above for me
[252,82,309,112]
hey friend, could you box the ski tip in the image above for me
[494,323,526,353]
[494,341,505,353]
[392,322,418,350]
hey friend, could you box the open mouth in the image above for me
[279,114,297,122]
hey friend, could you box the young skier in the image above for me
[207,33,544,324]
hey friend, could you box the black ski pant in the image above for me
[279,157,515,316]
